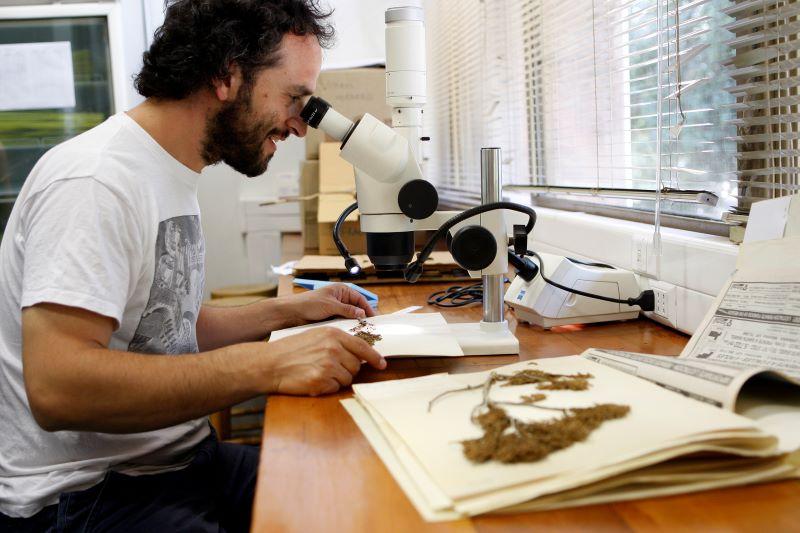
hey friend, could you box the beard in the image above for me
[202,83,283,178]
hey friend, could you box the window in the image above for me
[0,3,122,238]
[424,1,529,207]
[728,0,800,213]
[423,0,800,231]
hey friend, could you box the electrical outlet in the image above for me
[645,280,678,329]
[653,286,669,317]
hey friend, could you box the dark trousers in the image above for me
[0,432,259,532]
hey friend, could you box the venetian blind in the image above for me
[424,0,798,223]
[725,0,800,214]
[519,0,742,221]
[423,0,530,207]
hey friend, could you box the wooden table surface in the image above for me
[252,275,800,532]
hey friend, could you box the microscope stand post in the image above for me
[448,147,520,355]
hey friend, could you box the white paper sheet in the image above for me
[268,313,464,357]
[743,196,792,243]
[0,42,76,111]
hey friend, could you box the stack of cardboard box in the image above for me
[317,142,361,255]
[299,68,394,254]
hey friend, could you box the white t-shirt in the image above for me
[0,113,210,518]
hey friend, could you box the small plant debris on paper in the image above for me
[349,319,382,346]
[427,365,630,464]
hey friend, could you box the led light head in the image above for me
[344,256,362,276]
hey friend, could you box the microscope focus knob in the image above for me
[449,225,496,271]
[398,179,438,220]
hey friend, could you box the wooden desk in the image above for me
[252,279,800,532]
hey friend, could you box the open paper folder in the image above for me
[342,351,800,521]
[268,313,464,357]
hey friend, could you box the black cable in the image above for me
[526,251,655,311]
[427,281,484,307]
[566,257,615,269]
[406,202,537,282]
[427,278,510,308]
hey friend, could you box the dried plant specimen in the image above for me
[349,319,382,346]
[427,364,630,465]
[462,403,630,464]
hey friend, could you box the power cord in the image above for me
[426,278,510,308]
[523,251,655,311]
[427,281,484,307]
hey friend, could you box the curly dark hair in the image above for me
[134,0,334,99]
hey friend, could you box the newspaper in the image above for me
[679,236,800,380]
[581,349,800,452]
[581,349,795,410]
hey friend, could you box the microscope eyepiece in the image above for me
[299,96,330,128]
[300,96,354,141]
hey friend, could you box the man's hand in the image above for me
[196,283,377,350]
[281,284,376,327]
[263,327,386,396]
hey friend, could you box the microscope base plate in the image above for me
[448,322,519,356]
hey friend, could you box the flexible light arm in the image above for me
[404,202,537,282]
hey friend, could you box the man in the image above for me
[0,1,385,530]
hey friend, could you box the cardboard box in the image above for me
[299,160,319,251]
[306,68,394,160]
[319,142,355,193]
[318,193,366,255]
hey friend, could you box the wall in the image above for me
[319,0,421,69]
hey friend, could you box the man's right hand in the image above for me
[263,328,386,396]
[21,304,385,434]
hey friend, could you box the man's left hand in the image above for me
[282,284,376,326]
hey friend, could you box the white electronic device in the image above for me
[505,252,642,329]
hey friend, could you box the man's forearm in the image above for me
[26,342,273,433]
[196,297,300,351]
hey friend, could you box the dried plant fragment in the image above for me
[519,393,547,404]
[462,403,630,464]
[349,319,382,346]
[497,369,593,391]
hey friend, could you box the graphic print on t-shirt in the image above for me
[128,215,204,354]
